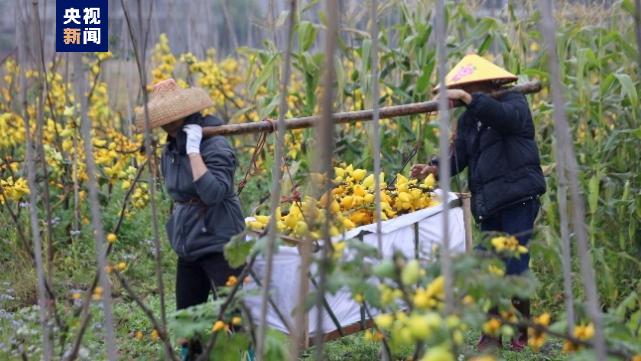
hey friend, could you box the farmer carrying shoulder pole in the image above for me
[411,54,546,351]
[135,79,245,360]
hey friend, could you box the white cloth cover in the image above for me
[243,191,466,336]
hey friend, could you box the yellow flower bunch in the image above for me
[482,317,502,337]
[0,176,30,204]
[562,322,595,353]
[0,113,26,149]
[490,235,528,254]
[151,34,176,85]
[131,183,150,209]
[528,312,551,352]
[247,166,439,239]
[413,276,445,310]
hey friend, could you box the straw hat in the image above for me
[433,54,517,92]
[134,79,213,131]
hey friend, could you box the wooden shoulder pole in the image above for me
[202,80,542,137]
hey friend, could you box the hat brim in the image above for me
[432,77,517,94]
[134,87,213,132]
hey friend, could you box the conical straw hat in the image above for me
[433,54,517,92]
[134,79,213,131]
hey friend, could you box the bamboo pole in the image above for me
[634,0,641,70]
[73,53,118,361]
[120,1,171,358]
[368,1,391,359]
[435,0,454,316]
[538,0,606,359]
[31,0,56,291]
[202,81,542,137]
[256,0,297,359]
[312,0,339,359]
[17,4,52,360]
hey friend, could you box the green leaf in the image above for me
[249,54,278,96]
[258,96,280,120]
[615,73,638,108]
[298,21,317,52]
[415,59,435,95]
[275,10,290,28]
[477,34,493,55]
[587,175,599,214]
[224,233,255,268]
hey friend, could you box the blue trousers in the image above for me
[480,199,540,275]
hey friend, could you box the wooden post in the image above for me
[461,195,474,253]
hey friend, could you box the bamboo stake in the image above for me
[17,4,52,360]
[120,1,171,358]
[135,0,168,336]
[635,0,641,70]
[313,0,339,359]
[435,0,454,316]
[31,0,56,290]
[370,0,383,255]
[201,81,542,137]
[368,1,392,357]
[274,1,310,360]
[73,54,118,361]
[538,0,606,359]
[256,0,297,359]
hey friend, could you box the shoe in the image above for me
[477,334,502,351]
[245,347,256,361]
[180,342,190,361]
[510,298,531,352]
[510,333,528,351]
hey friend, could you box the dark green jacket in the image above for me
[161,115,244,261]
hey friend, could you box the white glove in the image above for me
[183,124,202,155]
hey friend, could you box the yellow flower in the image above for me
[212,320,226,333]
[462,295,475,305]
[491,236,506,251]
[482,318,501,336]
[231,316,242,326]
[150,329,159,342]
[226,275,238,287]
[470,357,495,361]
[352,169,366,181]
[562,340,578,353]
[374,313,394,329]
[423,174,436,189]
[420,346,454,361]
[534,312,551,327]
[106,233,118,243]
[135,331,144,341]
[255,215,270,225]
[488,264,505,276]
[528,332,546,352]
[573,323,595,341]
[117,262,127,272]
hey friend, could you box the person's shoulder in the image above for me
[498,89,527,103]
[201,135,234,154]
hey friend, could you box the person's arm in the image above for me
[188,154,208,181]
[446,127,468,177]
[183,124,236,206]
[466,91,528,134]
[425,128,468,179]
[411,122,468,180]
